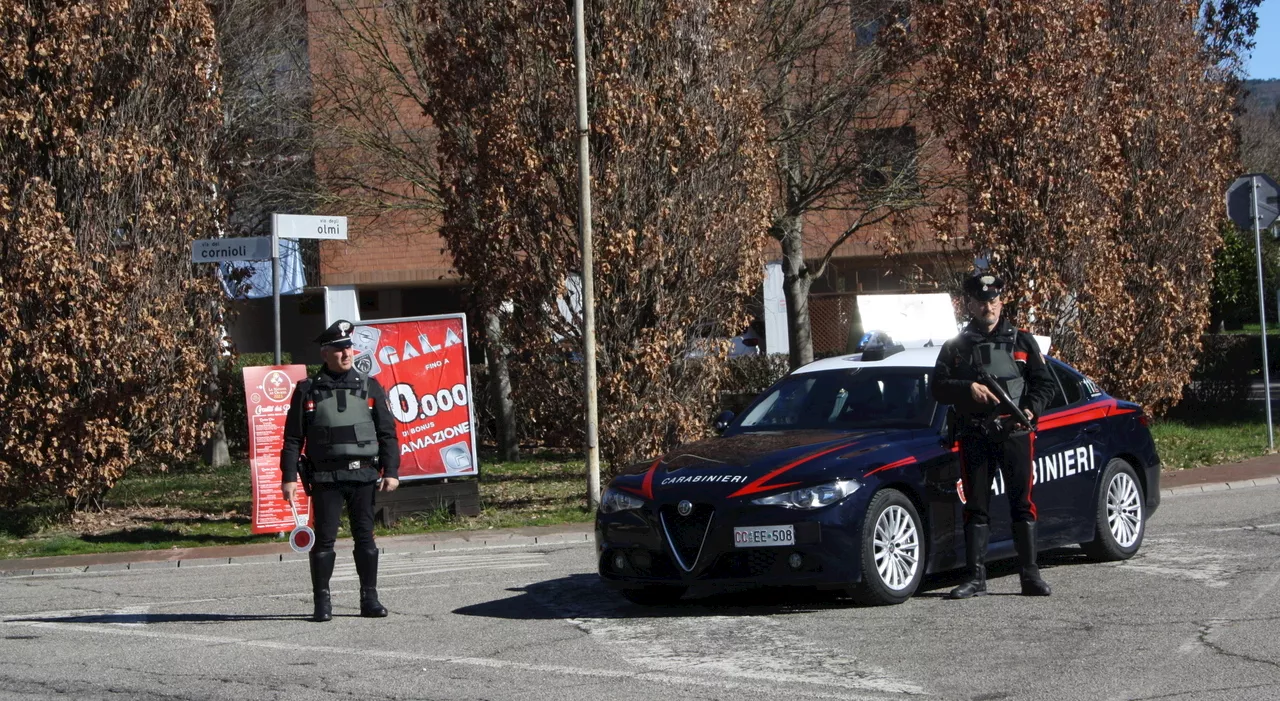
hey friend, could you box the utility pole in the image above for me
[573,0,601,508]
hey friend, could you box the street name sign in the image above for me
[271,214,348,240]
[191,236,272,263]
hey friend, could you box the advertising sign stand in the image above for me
[351,314,482,524]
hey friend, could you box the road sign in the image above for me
[1226,174,1280,232]
[191,236,272,263]
[271,214,348,240]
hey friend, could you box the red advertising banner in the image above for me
[244,364,312,533]
[351,314,478,481]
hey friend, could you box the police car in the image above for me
[595,342,1160,605]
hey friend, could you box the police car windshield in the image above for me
[736,368,936,431]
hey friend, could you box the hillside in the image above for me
[1245,79,1280,112]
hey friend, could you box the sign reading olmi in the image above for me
[272,214,348,241]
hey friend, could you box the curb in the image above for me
[0,527,596,578]
[1162,475,1280,498]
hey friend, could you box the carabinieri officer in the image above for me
[281,320,401,622]
[932,273,1055,598]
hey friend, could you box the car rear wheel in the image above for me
[848,489,925,606]
[619,586,687,606]
[1081,458,1145,561]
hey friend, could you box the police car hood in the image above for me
[614,428,923,499]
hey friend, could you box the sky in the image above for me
[1249,0,1280,79]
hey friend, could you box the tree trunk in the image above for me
[484,307,519,461]
[779,214,814,369]
[201,358,230,468]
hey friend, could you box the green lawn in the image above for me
[1148,416,1273,470]
[2,417,1273,560]
[0,453,593,561]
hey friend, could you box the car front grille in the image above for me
[659,504,715,571]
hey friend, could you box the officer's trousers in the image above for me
[311,481,377,552]
[959,429,1037,525]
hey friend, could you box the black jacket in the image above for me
[932,318,1055,420]
[280,367,401,483]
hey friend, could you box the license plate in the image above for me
[733,525,795,548]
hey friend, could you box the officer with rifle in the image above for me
[281,320,400,622]
[932,273,1055,598]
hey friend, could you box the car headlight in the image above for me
[750,479,861,509]
[599,487,646,513]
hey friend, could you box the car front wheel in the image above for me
[848,489,925,606]
[1081,458,1145,561]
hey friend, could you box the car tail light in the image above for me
[1138,414,1150,427]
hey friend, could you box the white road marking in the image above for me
[525,579,926,697]
[0,619,916,700]
[332,552,549,581]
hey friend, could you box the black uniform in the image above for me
[932,318,1054,526]
[283,318,400,621]
[931,272,1056,598]
[281,366,400,552]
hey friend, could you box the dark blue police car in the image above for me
[595,345,1160,605]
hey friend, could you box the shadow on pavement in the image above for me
[457,547,1089,619]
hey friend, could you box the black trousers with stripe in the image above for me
[959,429,1037,526]
[311,481,378,552]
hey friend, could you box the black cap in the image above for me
[315,319,355,348]
[962,272,1005,302]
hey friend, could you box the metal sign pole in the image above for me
[271,218,282,367]
[574,0,601,509]
[1252,176,1275,450]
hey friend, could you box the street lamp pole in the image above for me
[573,0,601,508]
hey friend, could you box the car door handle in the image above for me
[1079,424,1101,435]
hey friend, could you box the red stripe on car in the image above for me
[727,441,859,499]
[865,455,919,477]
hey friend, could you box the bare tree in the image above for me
[417,0,777,469]
[306,0,525,460]
[753,0,929,368]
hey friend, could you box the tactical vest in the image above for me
[304,372,379,466]
[970,337,1025,410]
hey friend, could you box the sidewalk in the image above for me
[4,454,1279,577]
[0,522,595,577]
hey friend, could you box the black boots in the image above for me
[949,523,989,599]
[309,550,336,622]
[354,547,388,617]
[1014,521,1052,596]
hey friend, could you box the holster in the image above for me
[299,456,315,493]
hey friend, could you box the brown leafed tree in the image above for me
[916,0,1235,413]
[0,0,225,507]
[417,0,776,469]
[754,0,930,368]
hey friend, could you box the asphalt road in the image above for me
[2,484,1278,701]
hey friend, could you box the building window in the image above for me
[858,126,918,193]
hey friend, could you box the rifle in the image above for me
[976,371,1034,435]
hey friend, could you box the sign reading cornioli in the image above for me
[190,236,272,263]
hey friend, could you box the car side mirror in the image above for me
[713,410,735,434]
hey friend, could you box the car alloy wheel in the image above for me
[850,489,925,606]
[1106,470,1143,548]
[873,505,920,591]
[1082,458,1145,561]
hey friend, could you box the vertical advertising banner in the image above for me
[244,365,311,533]
[353,314,478,481]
